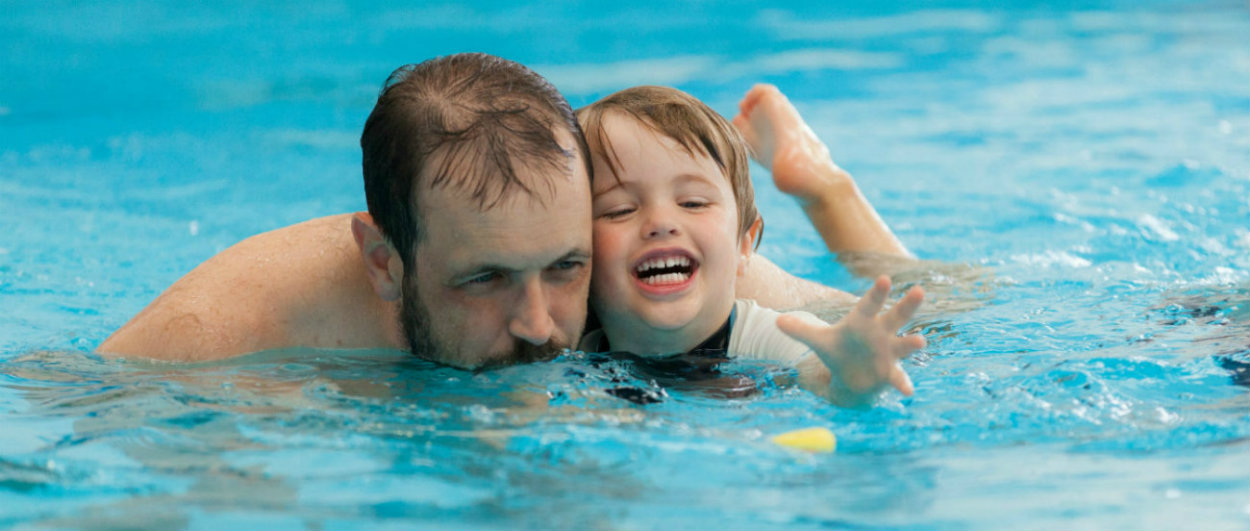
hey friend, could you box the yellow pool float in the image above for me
[770,427,836,453]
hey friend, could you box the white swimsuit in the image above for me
[578,299,819,365]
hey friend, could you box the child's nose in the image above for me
[642,213,680,239]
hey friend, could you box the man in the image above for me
[99,53,855,368]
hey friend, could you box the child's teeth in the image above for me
[636,255,694,277]
[642,272,690,285]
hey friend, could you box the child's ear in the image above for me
[737,217,764,277]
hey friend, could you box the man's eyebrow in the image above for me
[454,249,591,279]
[447,264,505,285]
[553,249,592,264]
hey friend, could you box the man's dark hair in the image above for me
[360,53,592,267]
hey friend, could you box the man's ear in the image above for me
[351,212,404,301]
[737,217,764,277]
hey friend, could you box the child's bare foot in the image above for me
[733,84,913,262]
[732,84,851,205]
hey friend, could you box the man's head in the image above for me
[354,53,594,369]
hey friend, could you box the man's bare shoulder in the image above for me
[99,214,399,361]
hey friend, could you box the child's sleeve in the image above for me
[726,299,820,365]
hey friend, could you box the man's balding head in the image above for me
[360,53,592,267]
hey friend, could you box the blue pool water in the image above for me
[2,1,1248,529]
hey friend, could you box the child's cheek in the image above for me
[591,223,628,292]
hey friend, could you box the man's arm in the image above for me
[735,254,857,311]
[99,275,287,362]
[99,214,402,361]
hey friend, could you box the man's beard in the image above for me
[400,277,568,369]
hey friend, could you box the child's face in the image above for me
[589,113,751,353]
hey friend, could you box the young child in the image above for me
[575,85,926,407]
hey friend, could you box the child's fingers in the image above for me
[776,313,828,353]
[855,275,891,318]
[888,362,914,396]
[884,285,925,332]
[893,334,927,360]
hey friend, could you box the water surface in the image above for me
[1,1,1248,529]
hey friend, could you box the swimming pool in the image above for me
[2,0,1247,529]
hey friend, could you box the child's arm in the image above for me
[782,275,926,408]
[733,84,915,277]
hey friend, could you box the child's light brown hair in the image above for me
[576,86,761,246]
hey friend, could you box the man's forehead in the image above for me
[416,161,591,272]
[418,214,590,276]
[419,132,588,205]
[417,127,586,207]
[423,187,581,230]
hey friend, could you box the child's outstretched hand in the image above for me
[778,275,926,407]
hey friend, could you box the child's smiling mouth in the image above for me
[632,248,699,293]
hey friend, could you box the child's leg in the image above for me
[733,84,912,261]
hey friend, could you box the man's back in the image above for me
[98,214,404,361]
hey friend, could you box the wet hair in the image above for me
[575,85,761,245]
[360,53,593,266]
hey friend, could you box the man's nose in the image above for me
[509,279,555,346]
